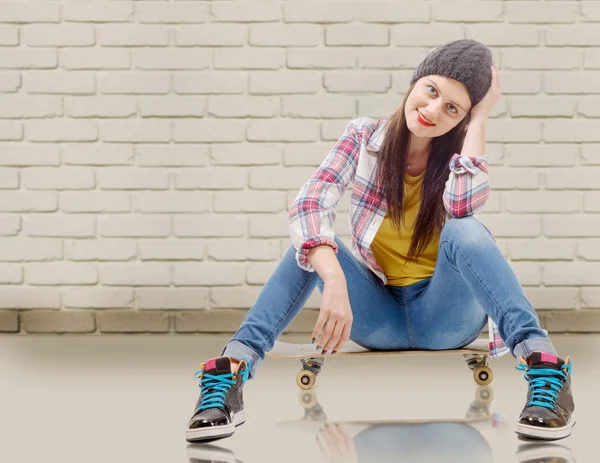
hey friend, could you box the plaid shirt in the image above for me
[288,117,509,359]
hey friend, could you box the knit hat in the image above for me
[410,39,493,107]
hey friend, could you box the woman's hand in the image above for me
[312,276,353,354]
[316,423,358,463]
[471,65,501,121]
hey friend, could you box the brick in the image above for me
[524,288,578,311]
[65,240,136,262]
[578,241,600,260]
[99,26,169,46]
[0,288,59,309]
[505,191,580,214]
[28,263,97,285]
[0,145,59,166]
[326,25,388,46]
[0,216,19,236]
[60,191,130,213]
[215,191,286,213]
[22,311,95,334]
[287,48,356,69]
[434,2,502,22]
[208,239,280,261]
[507,3,577,24]
[133,192,211,213]
[281,96,354,119]
[137,289,209,310]
[211,144,281,166]
[509,240,575,261]
[23,25,95,47]
[499,71,542,95]
[545,167,600,190]
[174,72,245,94]
[250,24,320,47]
[543,311,600,332]
[61,48,130,71]
[100,121,170,143]
[208,96,278,117]
[478,215,541,238]
[174,168,246,190]
[506,145,577,167]
[393,24,463,46]
[247,120,319,142]
[509,97,575,117]
[63,144,134,166]
[66,97,136,118]
[140,98,206,118]
[23,168,95,191]
[136,145,209,167]
[24,73,95,94]
[584,49,600,69]
[174,309,247,332]
[173,263,246,286]
[322,120,350,141]
[508,262,542,286]
[0,311,18,332]
[213,2,281,22]
[0,265,22,283]
[466,25,540,46]
[360,2,429,23]
[544,263,600,286]
[100,263,171,286]
[0,49,56,69]
[98,216,170,238]
[358,95,403,119]
[246,261,277,284]
[0,3,60,23]
[0,121,23,140]
[284,2,355,23]
[488,120,542,143]
[0,192,56,212]
[176,25,246,46]
[99,72,170,94]
[357,48,427,70]
[546,25,600,46]
[23,216,94,238]
[544,121,600,142]
[578,97,600,117]
[543,216,600,238]
[0,240,61,262]
[324,72,390,93]
[173,120,244,143]
[581,290,600,309]
[283,143,332,166]
[64,288,133,309]
[581,144,600,165]
[215,48,284,70]
[98,311,170,333]
[544,71,600,94]
[138,4,208,23]
[0,169,18,189]
[488,168,540,190]
[173,215,246,238]
[27,120,97,142]
[0,25,18,45]
[139,241,206,261]
[249,71,320,94]
[584,192,600,213]
[133,49,211,70]
[249,213,289,238]
[0,73,20,92]
[503,49,579,71]
[63,2,134,22]
[0,96,62,118]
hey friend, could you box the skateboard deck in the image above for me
[267,338,489,360]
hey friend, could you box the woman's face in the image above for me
[404,75,472,139]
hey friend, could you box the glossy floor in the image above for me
[0,333,597,463]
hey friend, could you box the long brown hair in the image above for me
[375,83,471,262]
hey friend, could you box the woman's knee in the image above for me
[441,216,495,247]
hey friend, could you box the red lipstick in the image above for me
[417,110,435,127]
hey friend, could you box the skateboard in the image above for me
[266,338,493,390]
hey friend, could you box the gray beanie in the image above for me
[410,39,493,107]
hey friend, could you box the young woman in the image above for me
[185,40,575,444]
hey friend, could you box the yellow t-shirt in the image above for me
[370,171,441,286]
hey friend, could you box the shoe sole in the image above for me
[185,410,246,443]
[515,416,576,441]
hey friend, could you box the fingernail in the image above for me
[312,338,315,344]
[321,350,328,355]
[316,346,321,351]
[332,350,337,354]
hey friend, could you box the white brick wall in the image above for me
[0,0,598,333]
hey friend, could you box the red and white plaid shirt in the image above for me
[288,117,508,358]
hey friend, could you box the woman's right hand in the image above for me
[312,276,353,354]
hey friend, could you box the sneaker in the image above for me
[185,356,250,443]
[515,352,575,441]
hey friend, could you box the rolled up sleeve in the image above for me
[443,153,490,218]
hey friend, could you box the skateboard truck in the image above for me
[463,353,493,386]
[297,357,325,390]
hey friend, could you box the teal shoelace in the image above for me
[194,365,250,413]
[515,361,572,410]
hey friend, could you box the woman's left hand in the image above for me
[470,65,501,121]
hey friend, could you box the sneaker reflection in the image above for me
[516,442,576,463]
[186,443,243,463]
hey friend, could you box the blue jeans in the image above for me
[223,216,556,379]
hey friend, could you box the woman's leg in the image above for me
[406,216,556,358]
[223,237,411,379]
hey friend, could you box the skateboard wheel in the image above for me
[475,385,494,404]
[298,390,318,409]
[474,366,493,386]
[296,370,316,390]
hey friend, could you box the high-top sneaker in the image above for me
[515,352,575,441]
[185,356,250,443]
